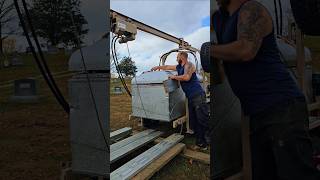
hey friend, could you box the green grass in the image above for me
[0,52,70,83]
[305,36,320,70]
[151,156,209,180]
[305,36,320,54]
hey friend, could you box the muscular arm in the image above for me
[211,1,273,62]
[151,65,177,71]
[170,63,195,81]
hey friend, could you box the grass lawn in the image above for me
[0,52,69,83]
[0,76,70,179]
[305,36,320,70]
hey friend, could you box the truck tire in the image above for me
[291,0,320,36]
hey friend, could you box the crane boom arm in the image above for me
[110,9,199,52]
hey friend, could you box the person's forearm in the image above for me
[158,65,172,70]
[211,40,252,62]
[171,75,190,81]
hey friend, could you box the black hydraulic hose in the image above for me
[111,37,129,95]
[14,0,70,113]
[112,37,132,97]
[278,0,283,35]
[273,0,280,35]
[21,0,70,112]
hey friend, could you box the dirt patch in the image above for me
[0,76,70,180]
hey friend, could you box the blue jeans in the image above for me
[250,97,320,180]
[188,93,209,146]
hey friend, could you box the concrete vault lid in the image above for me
[132,71,178,85]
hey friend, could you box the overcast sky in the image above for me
[111,0,210,75]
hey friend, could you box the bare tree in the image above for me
[0,0,16,55]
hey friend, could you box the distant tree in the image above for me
[27,0,88,47]
[0,0,16,68]
[118,56,137,77]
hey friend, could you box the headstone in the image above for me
[3,59,10,68]
[114,86,123,94]
[111,77,119,83]
[11,56,24,66]
[10,78,39,103]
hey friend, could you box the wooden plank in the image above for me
[111,131,163,163]
[154,137,164,144]
[181,149,210,165]
[225,172,243,180]
[308,102,320,111]
[172,116,186,128]
[132,143,186,180]
[310,117,320,130]
[110,127,132,142]
[110,134,184,180]
[111,129,155,152]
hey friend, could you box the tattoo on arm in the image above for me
[173,63,195,81]
[185,63,195,76]
[178,62,195,81]
[237,1,272,57]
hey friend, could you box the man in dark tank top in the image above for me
[211,0,320,179]
[151,52,209,150]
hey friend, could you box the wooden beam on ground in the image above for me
[110,127,132,143]
[225,172,243,180]
[132,143,186,180]
[308,102,320,112]
[111,130,163,163]
[172,116,187,128]
[154,137,164,144]
[111,129,155,152]
[111,134,184,180]
[180,149,210,165]
[310,117,320,130]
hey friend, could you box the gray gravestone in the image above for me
[10,78,39,103]
[3,58,10,68]
[11,56,24,66]
[114,86,123,94]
